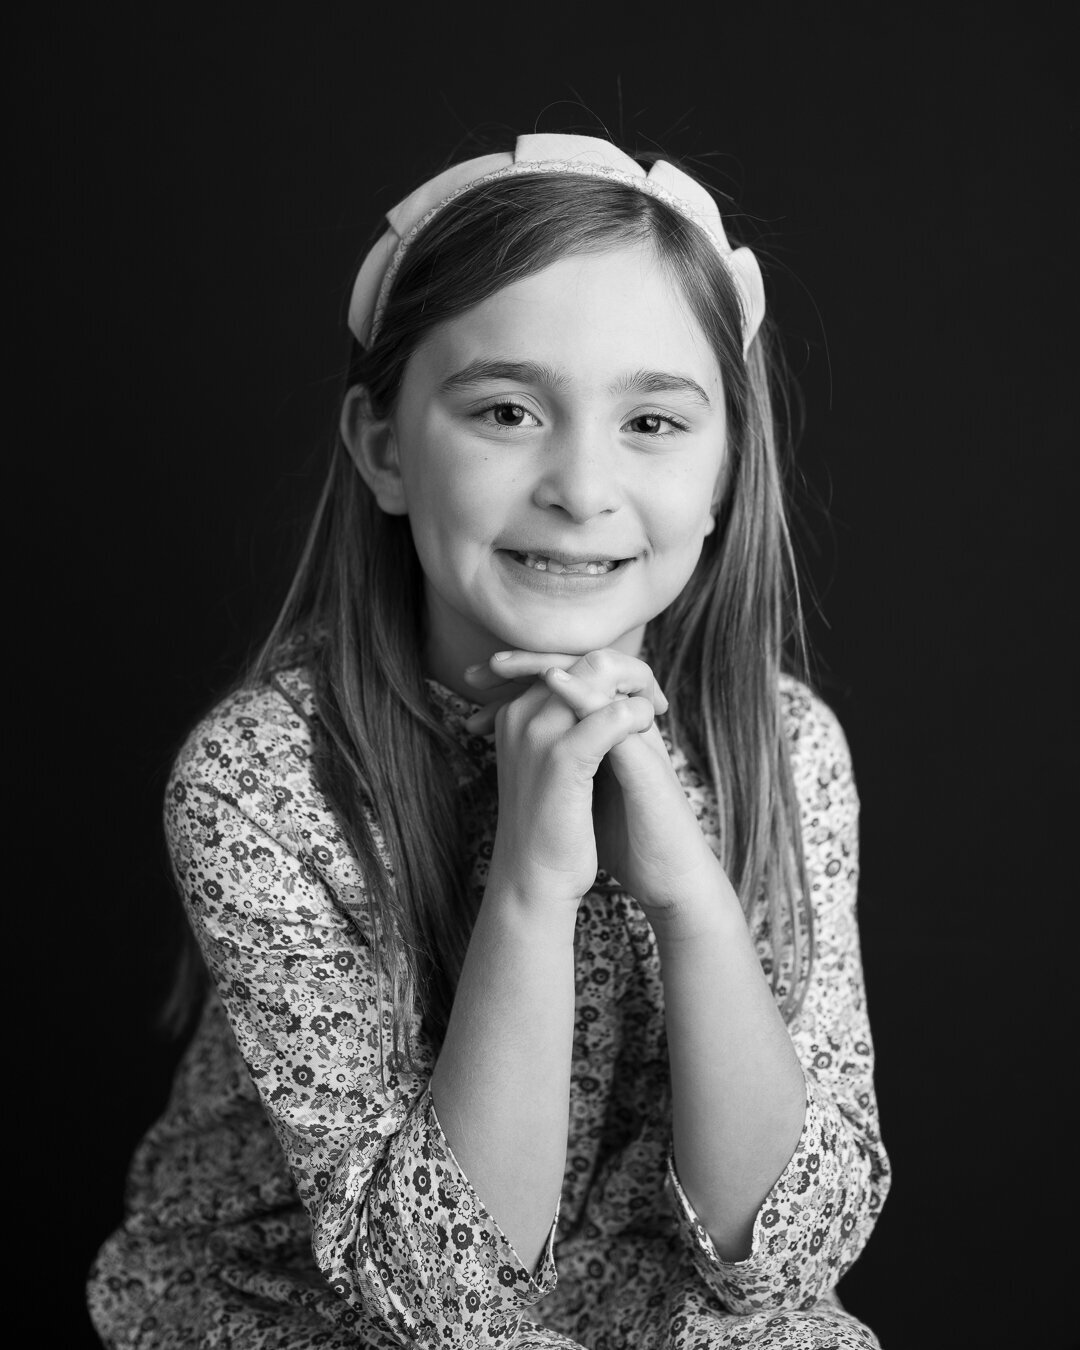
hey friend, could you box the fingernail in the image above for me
[548,667,569,681]
[464,663,483,676]
[491,651,512,662]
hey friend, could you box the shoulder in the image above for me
[780,674,852,766]
[779,673,858,812]
[165,667,389,924]
[166,666,320,826]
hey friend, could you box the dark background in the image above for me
[17,4,1075,1348]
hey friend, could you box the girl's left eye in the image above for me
[625,412,689,436]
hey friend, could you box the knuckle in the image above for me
[580,648,612,677]
[496,701,520,732]
[622,696,655,728]
[553,740,592,776]
[577,647,656,690]
[636,662,657,689]
[499,700,534,741]
[521,718,547,750]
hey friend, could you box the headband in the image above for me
[347,133,766,356]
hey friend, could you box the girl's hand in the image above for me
[466,650,735,935]
[474,657,658,913]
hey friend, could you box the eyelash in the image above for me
[473,401,691,437]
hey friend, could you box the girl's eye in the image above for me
[625,412,689,437]
[476,401,540,429]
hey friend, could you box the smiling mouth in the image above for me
[506,550,630,576]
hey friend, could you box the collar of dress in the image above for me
[424,677,498,786]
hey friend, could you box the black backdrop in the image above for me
[18,5,1075,1348]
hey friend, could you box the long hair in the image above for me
[182,162,814,1053]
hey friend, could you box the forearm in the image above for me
[429,885,578,1273]
[657,879,807,1261]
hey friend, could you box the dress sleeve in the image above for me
[667,684,891,1311]
[164,684,556,1346]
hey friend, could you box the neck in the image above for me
[420,598,505,705]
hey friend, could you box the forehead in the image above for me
[412,243,723,391]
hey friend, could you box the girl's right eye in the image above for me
[474,401,542,430]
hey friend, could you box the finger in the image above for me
[481,648,669,714]
[462,658,532,694]
[605,720,677,789]
[463,677,542,736]
[566,650,668,713]
[466,669,582,739]
[545,658,669,723]
[549,677,671,788]
[557,695,657,774]
[463,697,512,737]
[543,666,624,721]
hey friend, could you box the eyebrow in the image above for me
[438,359,713,409]
[613,368,713,409]
[438,359,570,394]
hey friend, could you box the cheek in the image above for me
[399,416,490,524]
[405,455,502,561]
[646,472,718,552]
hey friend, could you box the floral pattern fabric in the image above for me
[88,668,890,1348]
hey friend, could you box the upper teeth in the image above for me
[520,552,617,575]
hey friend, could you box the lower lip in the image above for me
[496,550,634,594]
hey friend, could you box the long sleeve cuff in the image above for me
[667,1071,886,1313]
[328,1088,559,1345]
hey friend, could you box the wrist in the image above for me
[482,867,583,941]
[646,873,745,950]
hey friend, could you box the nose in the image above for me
[531,428,621,523]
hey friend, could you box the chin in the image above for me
[495,615,639,658]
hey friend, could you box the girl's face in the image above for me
[383,243,729,693]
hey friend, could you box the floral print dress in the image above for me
[88,667,890,1349]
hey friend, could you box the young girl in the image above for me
[88,133,890,1349]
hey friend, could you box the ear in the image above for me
[707,442,732,530]
[339,386,409,516]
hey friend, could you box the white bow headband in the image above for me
[348,133,766,357]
